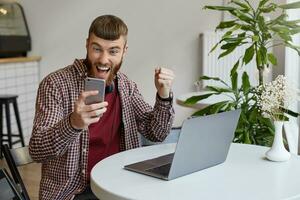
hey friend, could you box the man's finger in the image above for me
[155,67,161,74]
[157,79,172,86]
[83,101,108,112]
[158,74,175,80]
[159,67,174,75]
[79,90,99,102]
[88,107,107,118]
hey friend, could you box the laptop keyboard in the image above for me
[146,163,172,177]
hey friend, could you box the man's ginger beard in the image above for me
[84,55,123,86]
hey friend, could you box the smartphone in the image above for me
[84,77,105,105]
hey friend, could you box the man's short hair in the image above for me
[88,15,128,41]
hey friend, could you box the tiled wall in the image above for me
[0,61,40,145]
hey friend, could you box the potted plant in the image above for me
[185,0,300,146]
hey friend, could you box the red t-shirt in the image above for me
[87,83,121,179]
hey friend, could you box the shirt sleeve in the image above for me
[131,82,175,142]
[29,76,81,162]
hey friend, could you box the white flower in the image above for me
[255,75,296,121]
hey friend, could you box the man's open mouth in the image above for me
[96,65,111,72]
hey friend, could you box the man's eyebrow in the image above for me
[91,42,101,47]
[91,42,121,50]
[109,46,121,50]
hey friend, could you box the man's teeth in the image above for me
[97,66,110,71]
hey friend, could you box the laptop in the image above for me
[124,109,241,180]
[0,168,24,200]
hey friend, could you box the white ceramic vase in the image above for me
[265,121,291,162]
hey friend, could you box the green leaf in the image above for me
[209,42,219,53]
[244,132,252,144]
[267,53,277,65]
[220,42,240,50]
[282,108,300,118]
[252,35,259,42]
[222,36,246,43]
[231,72,238,92]
[277,19,300,28]
[231,0,250,10]
[285,43,300,56]
[218,46,237,59]
[216,20,237,29]
[229,24,242,32]
[240,24,254,31]
[260,3,277,13]
[273,113,289,121]
[271,26,291,34]
[200,75,220,81]
[204,5,236,11]
[224,102,235,110]
[285,19,300,25]
[199,75,229,86]
[205,86,232,93]
[229,9,254,24]
[291,27,300,35]
[192,101,230,116]
[238,32,246,38]
[211,101,230,113]
[192,106,212,116]
[259,0,270,7]
[243,44,255,65]
[260,46,268,64]
[279,1,300,9]
[248,107,258,122]
[277,32,292,42]
[269,14,288,26]
[222,31,233,39]
[230,60,240,77]
[184,93,216,105]
[242,72,251,94]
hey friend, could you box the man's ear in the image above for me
[123,44,128,56]
[86,38,89,50]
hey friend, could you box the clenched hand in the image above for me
[154,67,175,98]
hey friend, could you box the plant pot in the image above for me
[265,121,290,162]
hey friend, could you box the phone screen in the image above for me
[84,77,105,105]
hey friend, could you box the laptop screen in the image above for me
[0,169,23,200]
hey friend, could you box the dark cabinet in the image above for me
[0,2,31,58]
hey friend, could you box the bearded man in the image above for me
[29,15,175,200]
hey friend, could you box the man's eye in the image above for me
[92,46,101,52]
[110,49,119,55]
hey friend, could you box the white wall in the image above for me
[285,0,300,154]
[18,0,285,126]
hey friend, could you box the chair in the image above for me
[0,95,26,157]
[2,144,33,200]
[0,168,24,200]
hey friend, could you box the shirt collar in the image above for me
[73,59,88,78]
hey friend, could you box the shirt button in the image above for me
[82,170,85,174]
[83,148,87,153]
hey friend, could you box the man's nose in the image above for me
[98,52,110,65]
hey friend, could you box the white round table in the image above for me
[91,143,300,200]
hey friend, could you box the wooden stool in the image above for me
[0,95,25,156]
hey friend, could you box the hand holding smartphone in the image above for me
[84,77,105,105]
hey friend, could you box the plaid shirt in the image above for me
[29,59,174,200]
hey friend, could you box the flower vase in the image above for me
[265,121,290,162]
